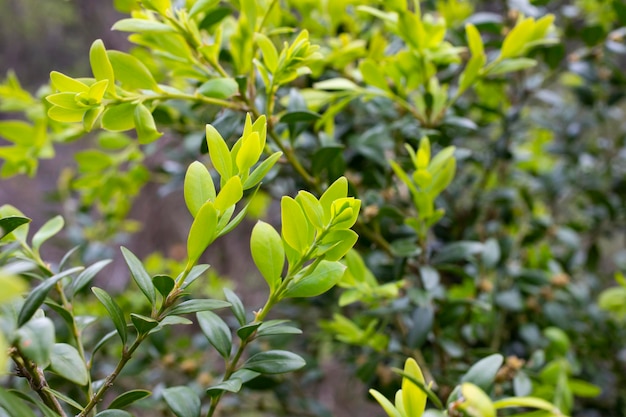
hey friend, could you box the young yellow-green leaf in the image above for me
[46,93,84,110]
[49,343,89,386]
[50,71,89,93]
[283,260,346,298]
[314,78,360,91]
[206,124,233,180]
[402,358,427,417]
[92,287,127,344]
[493,396,562,413]
[87,79,110,102]
[196,311,232,358]
[143,0,170,15]
[32,215,64,252]
[90,40,116,95]
[319,229,358,262]
[487,58,537,75]
[189,0,219,18]
[134,103,163,144]
[214,176,243,213]
[281,196,312,254]
[369,389,402,417]
[359,59,389,91]
[198,78,238,99]
[187,201,218,265]
[460,383,496,417]
[112,18,176,33]
[254,33,279,73]
[296,191,324,230]
[500,17,534,59]
[102,103,136,131]
[184,161,216,217]
[251,221,284,292]
[108,50,159,91]
[48,106,86,123]
[120,247,156,306]
[235,132,262,173]
[243,151,282,190]
[330,198,361,229]
[319,176,348,224]
[465,23,484,56]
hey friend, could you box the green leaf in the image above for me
[95,411,133,417]
[102,103,136,132]
[152,275,175,298]
[90,40,116,95]
[181,264,211,289]
[369,389,402,417]
[236,323,261,340]
[296,191,324,230]
[18,267,83,326]
[206,124,232,180]
[223,288,246,326]
[314,78,360,90]
[251,221,284,293]
[0,388,37,417]
[130,313,159,334]
[187,201,218,265]
[488,58,537,75]
[500,17,534,59]
[359,59,389,91]
[168,299,230,315]
[134,103,163,144]
[0,216,30,240]
[281,196,311,254]
[206,378,243,397]
[43,387,84,411]
[112,18,176,33]
[255,33,279,73]
[189,0,219,18]
[107,50,159,91]
[318,229,358,262]
[92,287,127,344]
[47,106,86,123]
[16,317,55,367]
[163,386,201,417]
[184,161,216,217]
[108,390,151,409]
[461,354,503,392]
[197,311,232,358]
[214,176,243,213]
[243,151,282,190]
[256,320,302,337]
[120,247,156,306]
[319,177,348,224]
[50,71,89,92]
[243,350,306,374]
[198,78,238,99]
[283,260,346,298]
[0,120,35,144]
[32,215,64,252]
[460,383,495,417]
[48,343,89,385]
[402,358,427,417]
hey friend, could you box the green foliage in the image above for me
[1,0,625,416]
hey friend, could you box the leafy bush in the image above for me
[1,0,625,416]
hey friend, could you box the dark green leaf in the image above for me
[0,216,31,240]
[71,260,112,297]
[48,343,89,385]
[163,386,201,417]
[91,330,117,359]
[16,318,55,367]
[223,288,246,325]
[279,111,321,124]
[0,388,37,417]
[236,323,261,340]
[18,267,83,326]
[181,264,211,289]
[130,313,159,334]
[243,350,305,374]
[108,390,151,409]
[152,275,175,298]
[197,311,232,358]
[120,247,156,306]
[95,411,133,417]
[43,387,84,411]
[431,241,483,265]
[169,299,230,315]
[92,287,127,344]
[407,306,434,349]
[206,378,242,398]
[461,354,504,392]
[256,320,302,337]
[198,6,231,30]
